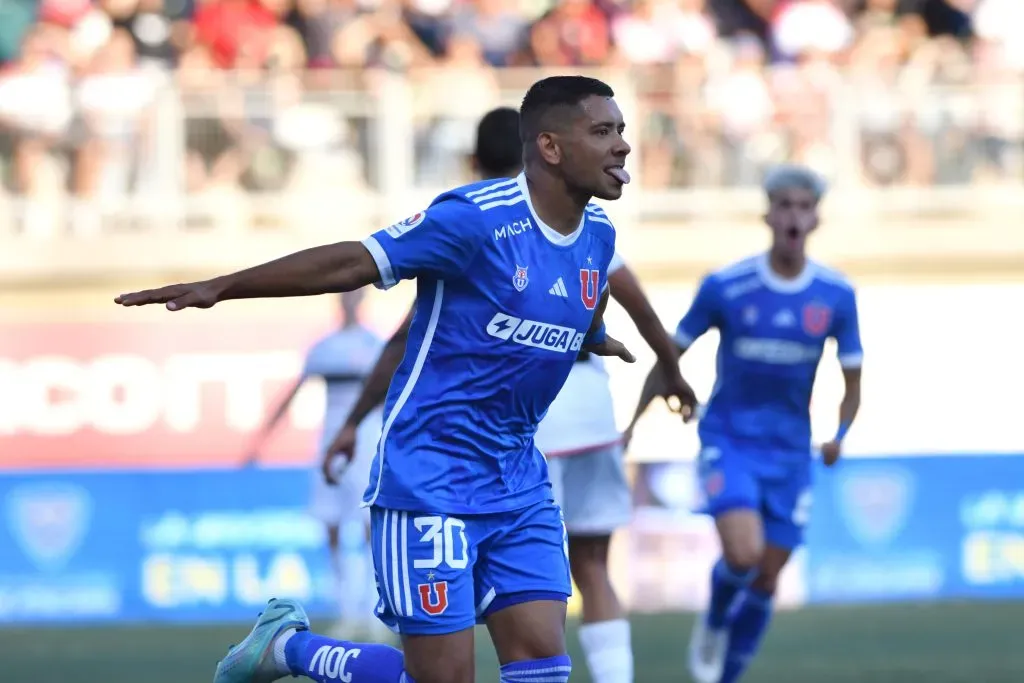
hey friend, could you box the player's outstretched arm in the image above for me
[321,307,413,484]
[114,241,381,310]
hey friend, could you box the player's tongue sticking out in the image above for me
[606,167,631,184]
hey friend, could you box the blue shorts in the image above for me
[695,435,813,550]
[368,499,571,635]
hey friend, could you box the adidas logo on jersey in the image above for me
[548,278,568,297]
[486,312,585,354]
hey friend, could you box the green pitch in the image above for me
[4,602,1022,683]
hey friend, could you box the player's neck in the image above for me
[767,249,807,280]
[523,168,588,236]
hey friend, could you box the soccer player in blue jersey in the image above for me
[628,164,863,683]
[331,109,681,683]
[114,75,697,683]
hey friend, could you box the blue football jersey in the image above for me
[360,173,617,514]
[676,253,863,456]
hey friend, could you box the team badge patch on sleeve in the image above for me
[386,211,427,238]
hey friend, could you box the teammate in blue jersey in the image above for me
[246,290,388,642]
[114,75,697,683]
[628,164,863,683]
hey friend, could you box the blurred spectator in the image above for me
[0,0,1019,206]
[529,0,611,66]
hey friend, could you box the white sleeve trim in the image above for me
[839,352,863,369]
[361,236,397,290]
[608,250,625,275]
[674,329,694,348]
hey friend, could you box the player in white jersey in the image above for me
[535,249,680,683]
[327,109,683,683]
[247,290,387,640]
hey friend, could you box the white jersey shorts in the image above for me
[308,410,383,526]
[547,442,632,535]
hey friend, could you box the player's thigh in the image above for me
[761,463,813,553]
[476,500,571,662]
[697,440,765,567]
[558,445,632,536]
[368,507,479,639]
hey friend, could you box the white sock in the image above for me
[578,619,634,683]
[272,627,297,675]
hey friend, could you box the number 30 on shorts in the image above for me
[413,516,469,570]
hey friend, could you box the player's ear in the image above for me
[469,154,479,175]
[535,132,562,165]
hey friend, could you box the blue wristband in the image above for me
[584,322,607,347]
[834,421,851,442]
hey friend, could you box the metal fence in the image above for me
[0,66,1021,239]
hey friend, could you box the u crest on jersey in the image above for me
[512,265,529,292]
[579,269,599,310]
[418,580,449,615]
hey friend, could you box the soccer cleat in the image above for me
[687,614,728,683]
[213,598,310,683]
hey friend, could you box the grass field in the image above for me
[4,602,1022,683]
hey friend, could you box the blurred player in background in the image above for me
[332,109,682,683]
[116,75,697,683]
[628,165,863,683]
[246,289,388,642]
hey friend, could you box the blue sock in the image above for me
[283,630,413,682]
[707,558,756,629]
[720,588,773,683]
[500,654,572,683]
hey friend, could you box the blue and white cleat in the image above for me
[214,598,310,683]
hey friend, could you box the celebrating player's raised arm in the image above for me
[114,241,382,310]
[821,286,864,466]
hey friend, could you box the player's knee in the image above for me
[401,632,475,683]
[499,654,572,683]
[719,541,763,571]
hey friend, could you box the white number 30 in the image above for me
[413,516,469,570]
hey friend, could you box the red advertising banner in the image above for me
[0,318,358,470]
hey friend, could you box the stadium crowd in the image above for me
[0,0,1019,201]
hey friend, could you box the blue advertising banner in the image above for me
[3,455,1024,623]
[806,454,1024,603]
[0,469,341,624]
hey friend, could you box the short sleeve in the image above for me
[675,275,722,348]
[361,199,485,290]
[831,288,863,369]
[608,250,625,275]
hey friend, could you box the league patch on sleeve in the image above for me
[385,211,427,238]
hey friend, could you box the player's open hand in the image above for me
[114,279,223,311]
[582,335,635,363]
[322,422,357,485]
[821,440,841,467]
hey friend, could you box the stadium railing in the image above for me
[0,67,1021,282]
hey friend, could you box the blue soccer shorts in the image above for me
[695,434,813,550]
[368,499,571,635]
